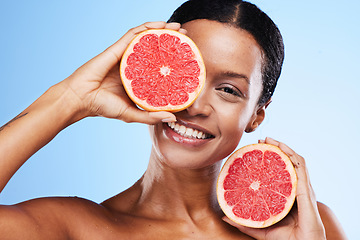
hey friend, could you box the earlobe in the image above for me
[245,121,259,133]
[245,99,271,133]
[245,112,262,133]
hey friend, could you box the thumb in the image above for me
[222,216,266,240]
[121,108,176,125]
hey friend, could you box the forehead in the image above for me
[182,19,263,87]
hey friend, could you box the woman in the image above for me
[0,0,347,239]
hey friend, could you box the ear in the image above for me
[245,99,272,133]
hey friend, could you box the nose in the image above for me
[186,85,213,117]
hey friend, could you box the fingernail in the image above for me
[168,22,181,26]
[162,118,176,123]
[179,28,187,34]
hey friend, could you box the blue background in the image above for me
[1,0,359,238]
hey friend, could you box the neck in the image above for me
[135,148,223,221]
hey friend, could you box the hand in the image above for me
[223,137,326,240]
[62,21,182,124]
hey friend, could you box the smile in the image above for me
[167,122,213,139]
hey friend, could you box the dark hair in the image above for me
[168,0,284,106]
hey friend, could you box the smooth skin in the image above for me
[0,20,347,240]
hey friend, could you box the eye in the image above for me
[216,85,242,97]
[222,87,240,96]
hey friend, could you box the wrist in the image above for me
[41,81,88,127]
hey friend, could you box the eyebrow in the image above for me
[220,71,250,84]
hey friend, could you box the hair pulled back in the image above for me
[168,0,284,106]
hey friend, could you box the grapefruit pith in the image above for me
[217,143,297,228]
[120,29,206,112]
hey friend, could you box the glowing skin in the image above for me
[0,20,346,240]
[148,19,265,170]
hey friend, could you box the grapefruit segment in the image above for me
[120,29,206,112]
[217,143,297,228]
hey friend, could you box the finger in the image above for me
[263,137,305,168]
[101,21,168,62]
[107,21,186,61]
[166,23,188,35]
[120,107,176,125]
[90,21,185,73]
[222,217,265,240]
[263,137,308,188]
[78,21,170,78]
[263,138,323,230]
[165,22,182,30]
[179,28,187,34]
[264,137,295,156]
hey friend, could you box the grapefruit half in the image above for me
[120,29,206,112]
[217,143,297,228]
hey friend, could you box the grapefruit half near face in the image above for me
[120,29,206,112]
[217,143,297,228]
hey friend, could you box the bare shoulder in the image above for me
[317,201,348,240]
[0,197,116,240]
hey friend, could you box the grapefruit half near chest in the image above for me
[217,143,297,228]
[120,29,206,112]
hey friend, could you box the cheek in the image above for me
[217,103,252,134]
[215,107,249,155]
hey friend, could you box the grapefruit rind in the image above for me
[119,29,206,112]
[217,143,297,228]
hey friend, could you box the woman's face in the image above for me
[149,19,265,169]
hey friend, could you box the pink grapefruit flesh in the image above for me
[120,29,206,112]
[217,143,297,228]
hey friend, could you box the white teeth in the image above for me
[192,129,198,138]
[167,122,210,139]
[179,125,186,135]
[185,128,194,136]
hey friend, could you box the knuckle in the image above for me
[297,155,306,164]
[143,21,152,26]
[121,114,134,124]
[122,117,132,123]
[127,27,138,35]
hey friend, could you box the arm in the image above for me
[0,21,180,238]
[318,202,348,240]
[0,82,80,193]
[0,21,179,193]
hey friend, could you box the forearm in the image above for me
[0,81,83,193]
[0,22,180,194]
